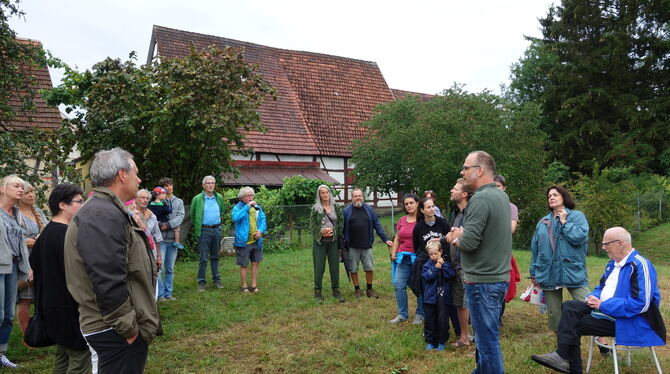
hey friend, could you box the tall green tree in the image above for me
[0,0,76,199]
[509,0,670,174]
[46,46,276,198]
[351,86,547,246]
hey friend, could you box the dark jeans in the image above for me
[423,303,450,346]
[197,227,221,285]
[556,300,615,373]
[85,330,148,374]
[465,281,507,374]
[448,304,461,336]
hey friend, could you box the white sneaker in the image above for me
[389,315,408,324]
[0,354,18,368]
[412,315,424,325]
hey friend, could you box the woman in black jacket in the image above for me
[409,198,451,323]
[29,184,90,374]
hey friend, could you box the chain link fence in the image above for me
[226,204,402,252]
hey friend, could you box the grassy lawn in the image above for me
[634,222,670,266]
[8,244,670,373]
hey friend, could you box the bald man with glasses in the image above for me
[532,227,666,373]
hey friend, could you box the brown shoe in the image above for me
[354,288,363,299]
[366,289,379,299]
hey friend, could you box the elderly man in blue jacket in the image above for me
[231,187,267,293]
[531,227,666,373]
[343,188,393,299]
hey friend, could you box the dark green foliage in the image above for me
[572,166,637,254]
[510,0,670,174]
[351,86,547,247]
[46,45,276,199]
[543,160,571,185]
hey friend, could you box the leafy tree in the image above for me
[0,1,77,200]
[510,0,670,174]
[46,45,276,198]
[572,166,636,254]
[351,86,547,247]
[543,160,571,185]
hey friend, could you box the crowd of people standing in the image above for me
[0,148,665,373]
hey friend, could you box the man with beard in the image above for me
[343,188,393,299]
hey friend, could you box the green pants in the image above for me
[53,344,91,374]
[544,286,590,332]
[312,240,340,290]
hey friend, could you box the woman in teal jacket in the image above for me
[309,185,344,303]
[530,185,590,332]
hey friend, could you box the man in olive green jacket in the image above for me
[64,148,159,374]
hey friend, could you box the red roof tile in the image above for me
[391,88,434,101]
[3,39,61,131]
[150,26,395,157]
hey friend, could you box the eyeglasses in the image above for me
[602,239,621,247]
[461,165,481,171]
[70,199,84,204]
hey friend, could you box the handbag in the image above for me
[324,210,347,251]
[23,270,55,348]
[24,311,54,347]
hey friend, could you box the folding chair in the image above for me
[586,336,663,373]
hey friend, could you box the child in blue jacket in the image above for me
[422,240,456,351]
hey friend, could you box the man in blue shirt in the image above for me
[190,176,226,291]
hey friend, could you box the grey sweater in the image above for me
[459,183,512,283]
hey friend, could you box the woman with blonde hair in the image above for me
[309,184,344,303]
[17,181,48,336]
[0,175,31,368]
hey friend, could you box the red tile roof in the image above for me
[150,26,395,157]
[391,88,435,101]
[220,161,339,186]
[3,39,61,131]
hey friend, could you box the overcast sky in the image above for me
[9,0,556,95]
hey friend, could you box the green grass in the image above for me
[634,222,670,266]
[8,246,670,373]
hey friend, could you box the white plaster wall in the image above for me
[276,154,313,162]
[231,154,253,161]
[323,171,342,184]
[259,153,280,161]
[320,157,345,170]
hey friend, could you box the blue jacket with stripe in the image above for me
[589,249,666,347]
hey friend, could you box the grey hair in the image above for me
[313,184,335,214]
[22,180,34,192]
[608,227,632,245]
[238,186,255,199]
[89,148,134,187]
[137,189,150,198]
[0,175,25,196]
[202,175,216,185]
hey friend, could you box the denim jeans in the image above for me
[196,227,221,285]
[391,257,423,319]
[0,263,18,352]
[158,241,179,298]
[465,281,507,374]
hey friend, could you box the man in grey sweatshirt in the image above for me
[447,150,512,374]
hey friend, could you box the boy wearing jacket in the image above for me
[422,240,456,351]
